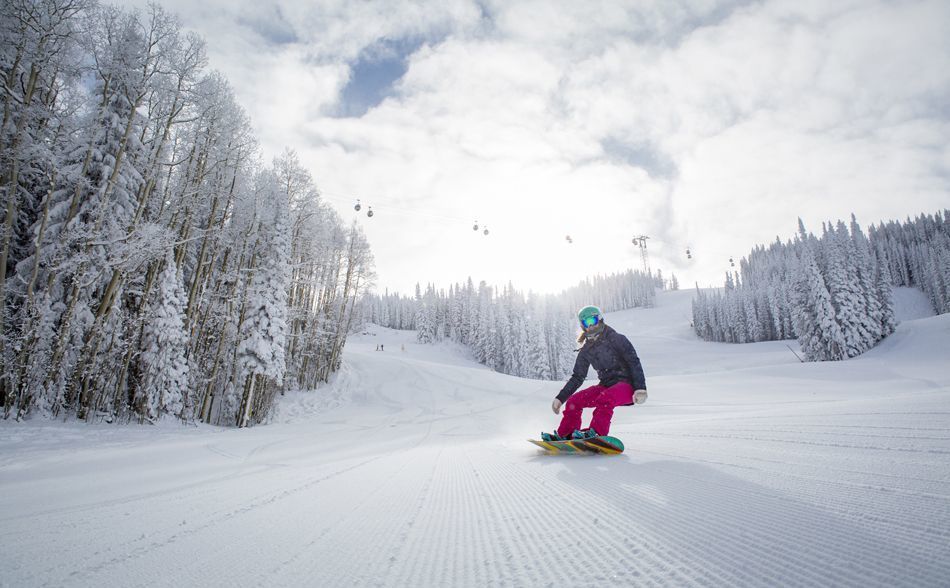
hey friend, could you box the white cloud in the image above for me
[135,0,950,294]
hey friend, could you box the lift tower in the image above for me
[632,235,651,275]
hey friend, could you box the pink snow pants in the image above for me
[557,381,634,437]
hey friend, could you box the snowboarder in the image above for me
[542,305,647,442]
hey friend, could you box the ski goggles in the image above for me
[580,315,601,329]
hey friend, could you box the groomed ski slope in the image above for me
[2,289,949,587]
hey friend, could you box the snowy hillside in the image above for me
[892,286,938,321]
[2,290,949,587]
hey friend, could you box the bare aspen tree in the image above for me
[0,0,88,414]
[2,2,373,425]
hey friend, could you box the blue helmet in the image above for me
[577,305,602,329]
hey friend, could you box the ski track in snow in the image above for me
[2,290,950,587]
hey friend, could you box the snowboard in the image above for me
[528,435,625,455]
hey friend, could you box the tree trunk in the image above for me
[0,63,42,393]
[238,373,256,428]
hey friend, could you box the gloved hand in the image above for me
[551,398,562,414]
[634,389,648,405]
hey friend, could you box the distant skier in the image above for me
[542,306,647,442]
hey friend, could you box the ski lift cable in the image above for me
[319,192,490,225]
[318,191,700,257]
[319,191,595,236]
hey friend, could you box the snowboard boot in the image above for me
[571,428,600,440]
[541,431,567,442]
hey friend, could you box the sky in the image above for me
[124,0,949,295]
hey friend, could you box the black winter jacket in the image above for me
[557,325,647,404]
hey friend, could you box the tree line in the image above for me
[692,211,949,361]
[0,1,373,425]
[362,269,660,379]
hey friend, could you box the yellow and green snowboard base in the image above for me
[528,435,625,455]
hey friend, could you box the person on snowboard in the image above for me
[542,305,647,442]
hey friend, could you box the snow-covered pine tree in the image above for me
[793,239,846,361]
[137,254,190,420]
[507,286,528,376]
[820,222,870,358]
[849,215,890,344]
[448,286,463,342]
[936,234,950,314]
[414,283,432,344]
[691,286,709,340]
[874,257,898,333]
[495,287,513,375]
[743,289,763,342]
[526,315,551,380]
[235,174,290,427]
[439,287,451,340]
[428,285,442,341]
[550,300,576,379]
[765,284,784,340]
[463,278,477,346]
[478,283,497,369]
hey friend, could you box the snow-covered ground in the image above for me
[2,289,949,587]
[892,285,938,321]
